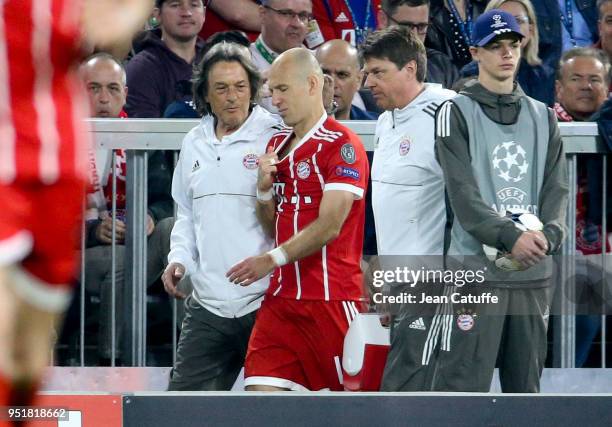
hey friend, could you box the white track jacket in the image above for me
[168,106,282,317]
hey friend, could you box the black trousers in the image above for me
[168,296,256,391]
[382,283,552,393]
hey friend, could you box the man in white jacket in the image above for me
[362,27,454,391]
[162,42,281,390]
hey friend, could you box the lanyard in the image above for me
[559,0,575,42]
[342,0,373,45]
[447,0,473,44]
[255,37,277,65]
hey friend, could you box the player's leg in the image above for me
[431,286,507,392]
[0,184,37,407]
[7,178,83,406]
[0,267,18,407]
[244,297,306,391]
[8,269,65,405]
[498,287,552,393]
[381,282,444,391]
[245,385,289,391]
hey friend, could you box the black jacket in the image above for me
[426,48,459,89]
[125,29,204,118]
[426,0,487,69]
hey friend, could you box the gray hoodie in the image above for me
[435,80,568,285]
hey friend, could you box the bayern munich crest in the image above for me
[399,137,412,156]
[242,153,259,170]
[297,161,311,179]
[457,314,475,331]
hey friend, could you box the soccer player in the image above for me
[432,10,568,392]
[0,0,150,410]
[226,48,369,391]
[361,26,455,391]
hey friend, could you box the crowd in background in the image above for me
[70,0,612,372]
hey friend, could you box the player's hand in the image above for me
[226,254,276,286]
[83,0,152,49]
[95,217,126,244]
[257,146,278,193]
[162,263,187,299]
[510,231,548,269]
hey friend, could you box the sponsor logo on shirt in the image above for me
[340,143,356,164]
[192,160,200,172]
[297,161,311,179]
[335,12,349,23]
[243,153,259,170]
[335,166,360,180]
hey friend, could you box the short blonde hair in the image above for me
[485,0,542,66]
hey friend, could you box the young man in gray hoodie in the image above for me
[432,10,568,392]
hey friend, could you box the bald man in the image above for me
[315,40,378,121]
[226,48,369,391]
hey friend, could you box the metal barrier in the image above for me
[65,119,608,369]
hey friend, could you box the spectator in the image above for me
[426,0,487,69]
[81,53,176,365]
[460,0,556,106]
[553,47,611,367]
[200,0,262,41]
[163,30,252,119]
[533,0,599,70]
[555,47,610,121]
[378,0,459,88]
[250,0,312,72]
[360,27,455,391]
[595,0,612,91]
[433,10,567,392]
[227,48,369,391]
[311,0,382,47]
[125,0,206,118]
[315,40,378,120]
[163,42,280,391]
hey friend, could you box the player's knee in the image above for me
[245,384,290,392]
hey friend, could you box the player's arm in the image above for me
[82,0,152,49]
[208,0,262,32]
[255,147,278,238]
[537,109,568,254]
[226,190,354,286]
[435,101,546,266]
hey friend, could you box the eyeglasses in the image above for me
[263,5,312,24]
[384,10,429,34]
[513,15,530,24]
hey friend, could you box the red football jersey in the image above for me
[0,0,89,185]
[267,115,368,302]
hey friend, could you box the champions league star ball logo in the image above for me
[491,141,529,183]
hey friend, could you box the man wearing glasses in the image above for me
[249,0,313,72]
[378,0,458,89]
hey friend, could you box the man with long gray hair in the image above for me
[162,42,282,390]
